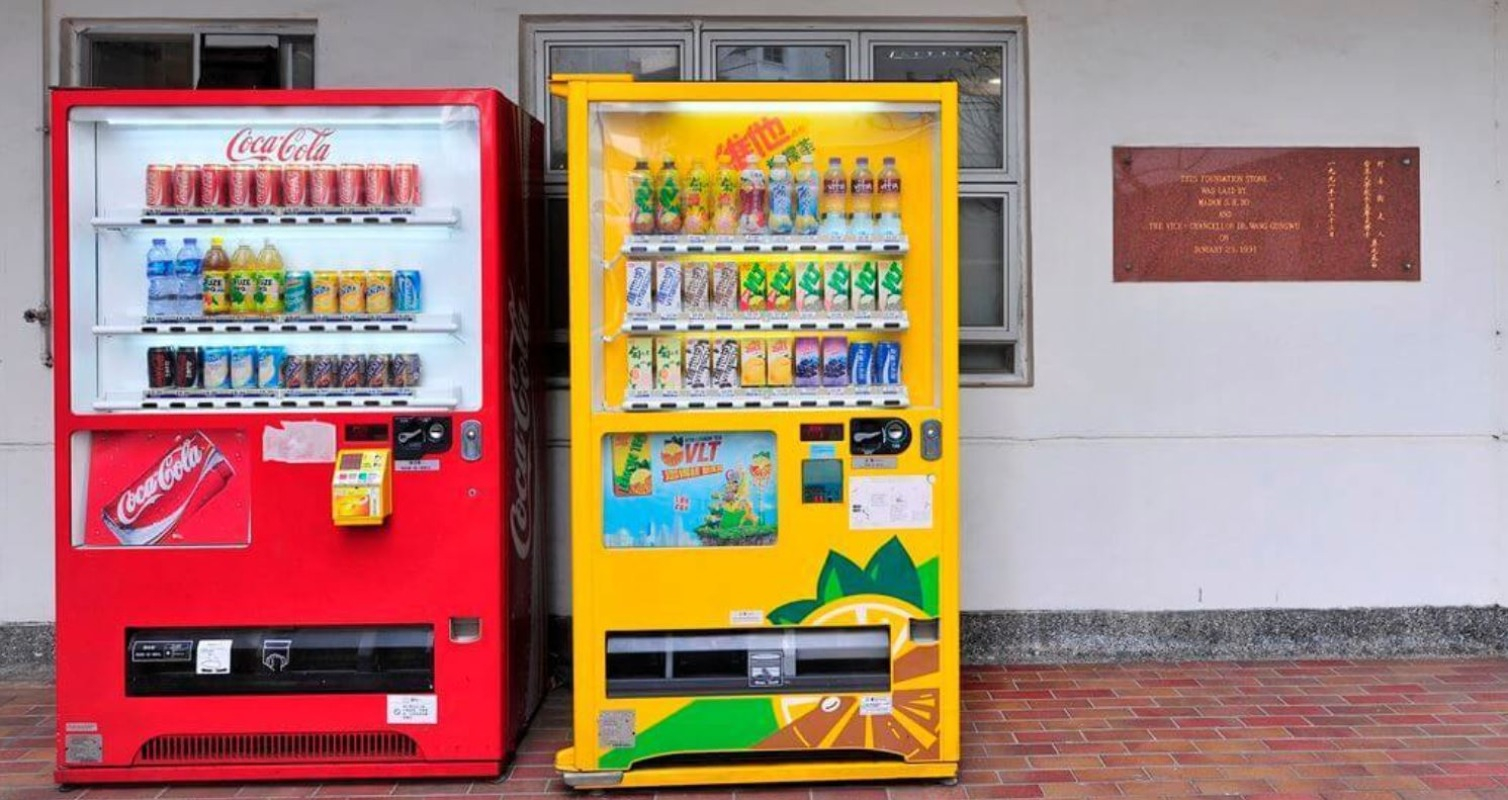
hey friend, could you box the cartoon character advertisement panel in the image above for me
[603,431,776,548]
[83,429,251,548]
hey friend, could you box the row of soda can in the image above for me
[628,336,901,392]
[199,269,423,317]
[626,260,903,317]
[147,346,422,391]
[145,162,421,211]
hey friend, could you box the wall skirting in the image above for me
[6,608,1506,678]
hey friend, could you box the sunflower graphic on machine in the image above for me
[603,431,777,547]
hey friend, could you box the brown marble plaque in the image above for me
[1114,147,1420,282]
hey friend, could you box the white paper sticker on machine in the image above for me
[848,475,934,530]
[387,694,439,725]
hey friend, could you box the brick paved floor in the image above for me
[4,660,1508,800]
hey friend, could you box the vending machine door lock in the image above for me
[850,418,912,456]
[393,417,452,460]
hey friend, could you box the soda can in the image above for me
[654,261,682,317]
[145,164,173,209]
[875,341,901,385]
[147,347,176,389]
[364,353,392,388]
[711,262,739,314]
[853,260,879,312]
[684,338,712,390]
[256,269,284,314]
[767,338,793,386]
[682,261,710,315]
[711,338,741,390]
[201,270,230,315]
[311,271,340,315]
[849,341,875,386]
[821,336,849,387]
[793,337,821,387]
[337,354,366,388]
[256,346,284,389]
[391,353,423,388]
[309,354,337,389]
[337,164,364,207]
[364,163,393,207]
[879,260,904,310]
[226,165,254,209]
[283,271,311,314]
[171,164,200,208]
[654,337,682,392]
[625,261,654,315]
[626,338,654,392]
[394,270,423,313]
[253,164,281,208]
[365,270,394,314]
[229,269,257,315]
[281,164,310,208]
[198,164,227,208]
[739,262,767,312]
[280,353,309,389]
[201,347,231,390]
[338,271,367,314]
[308,164,338,208]
[740,339,766,387]
[392,163,421,206]
[229,346,257,390]
[174,346,202,389]
[795,261,824,312]
[767,262,795,312]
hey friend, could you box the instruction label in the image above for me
[849,475,934,530]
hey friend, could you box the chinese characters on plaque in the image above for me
[1113,147,1420,281]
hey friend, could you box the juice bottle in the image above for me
[738,154,768,235]
[256,238,284,272]
[200,237,231,316]
[711,154,739,235]
[767,155,794,235]
[876,156,902,236]
[628,159,656,235]
[849,157,876,238]
[228,242,258,315]
[683,158,710,235]
[793,154,820,235]
[820,157,847,237]
[655,154,683,234]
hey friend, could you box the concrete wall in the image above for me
[2,0,1503,623]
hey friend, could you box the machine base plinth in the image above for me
[556,753,958,790]
[54,760,501,786]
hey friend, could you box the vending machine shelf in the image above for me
[621,312,908,333]
[92,206,461,230]
[94,313,460,336]
[620,234,908,257]
[621,387,908,411]
[94,386,459,411]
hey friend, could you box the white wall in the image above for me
[2,0,1502,622]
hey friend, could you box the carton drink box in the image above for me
[711,262,740,314]
[853,260,879,312]
[795,261,824,312]
[682,261,711,315]
[684,339,713,390]
[824,261,851,312]
[655,337,683,392]
[626,337,655,392]
[625,260,654,315]
[767,262,795,312]
[821,336,850,387]
[740,339,767,387]
[739,262,768,312]
[711,338,741,389]
[879,260,904,311]
[767,338,794,386]
[654,260,683,317]
[793,337,822,387]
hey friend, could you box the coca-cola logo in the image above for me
[225,127,334,163]
[507,279,535,562]
[114,439,205,525]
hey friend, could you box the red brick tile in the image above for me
[958,787,1041,799]
[1422,775,1504,790]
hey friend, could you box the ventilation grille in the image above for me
[137,732,421,764]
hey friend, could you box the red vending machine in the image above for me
[49,89,546,785]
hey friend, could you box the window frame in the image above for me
[63,19,317,89]
[699,28,860,81]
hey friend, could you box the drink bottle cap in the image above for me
[883,156,896,165]
[210,236,223,245]
[772,154,787,165]
[152,238,166,245]
[857,156,869,165]
[829,157,842,166]
[634,159,649,169]
[801,154,814,164]
[184,237,197,244]
[662,154,675,166]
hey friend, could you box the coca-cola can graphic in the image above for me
[281,164,310,208]
[337,164,363,207]
[226,165,254,209]
[171,164,200,208]
[198,164,227,209]
[308,163,337,208]
[102,432,236,546]
[363,163,392,207]
[392,163,421,206]
[253,164,282,208]
[145,164,173,209]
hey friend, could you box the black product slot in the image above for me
[606,626,890,698]
[672,649,747,679]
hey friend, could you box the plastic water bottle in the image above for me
[876,156,903,237]
[768,154,794,235]
[820,157,848,237]
[173,237,203,317]
[793,154,820,235]
[145,238,174,318]
[849,157,876,238]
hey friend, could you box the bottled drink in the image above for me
[794,154,820,235]
[228,243,258,316]
[628,159,656,235]
[767,155,794,235]
[820,157,848,237]
[682,158,710,235]
[711,155,739,235]
[230,242,258,271]
[145,238,174,318]
[200,237,231,316]
[172,238,203,317]
[256,239,284,272]
[655,155,683,234]
[738,154,768,235]
[849,157,876,238]
[876,156,902,236]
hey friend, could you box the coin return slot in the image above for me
[605,626,889,698]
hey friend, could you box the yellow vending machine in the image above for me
[554,75,959,789]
